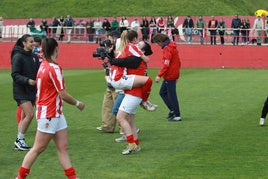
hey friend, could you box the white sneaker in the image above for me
[260,118,265,126]
[173,116,182,121]
[96,127,103,131]
[14,138,31,151]
[140,101,157,112]
[115,135,126,142]
[147,101,158,108]
[122,143,140,155]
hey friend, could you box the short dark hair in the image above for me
[34,36,42,45]
[108,30,120,38]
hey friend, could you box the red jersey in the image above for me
[124,43,145,98]
[126,43,146,76]
[35,60,65,119]
[157,41,181,80]
[110,57,126,82]
[110,43,143,82]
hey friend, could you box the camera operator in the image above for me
[96,30,121,133]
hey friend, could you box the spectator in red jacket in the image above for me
[152,33,181,121]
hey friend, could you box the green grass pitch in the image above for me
[1,68,268,178]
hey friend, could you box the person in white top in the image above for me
[16,38,85,179]
[119,16,129,33]
[94,17,103,43]
[131,18,140,32]
[253,15,264,45]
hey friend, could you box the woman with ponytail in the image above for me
[16,38,85,179]
[11,34,40,151]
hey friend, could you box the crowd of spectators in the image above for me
[1,15,268,45]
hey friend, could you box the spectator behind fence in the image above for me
[86,18,95,42]
[157,16,165,33]
[253,15,264,46]
[40,18,49,35]
[265,16,268,43]
[64,15,74,43]
[119,16,129,34]
[51,17,60,38]
[166,16,178,41]
[102,18,111,35]
[208,16,218,45]
[217,17,226,45]
[75,19,85,37]
[131,18,140,32]
[57,16,65,41]
[94,17,103,44]
[196,16,206,45]
[240,18,249,45]
[246,18,251,43]
[26,18,35,28]
[231,14,241,45]
[0,16,3,38]
[183,16,194,44]
[111,16,119,32]
[149,16,157,42]
[141,16,149,41]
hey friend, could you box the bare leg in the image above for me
[21,131,53,168]
[18,101,34,135]
[117,110,132,136]
[127,114,137,139]
[132,76,149,88]
[53,128,73,169]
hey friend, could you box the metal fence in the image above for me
[1,25,268,45]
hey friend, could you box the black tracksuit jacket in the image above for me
[11,46,40,102]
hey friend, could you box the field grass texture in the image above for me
[1,68,268,178]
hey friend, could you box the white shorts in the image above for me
[119,94,142,114]
[37,114,67,134]
[110,75,135,90]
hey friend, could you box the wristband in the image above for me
[75,100,80,107]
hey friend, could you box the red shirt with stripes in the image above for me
[35,60,65,119]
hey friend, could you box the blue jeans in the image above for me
[198,30,204,43]
[185,28,192,43]
[112,93,125,115]
[233,30,240,45]
[159,80,180,116]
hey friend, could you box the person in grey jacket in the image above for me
[11,34,40,151]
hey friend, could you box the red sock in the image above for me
[134,139,139,145]
[16,106,22,124]
[64,167,76,179]
[17,166,30,179]
[141,78,152,101]
[126,134,134,143]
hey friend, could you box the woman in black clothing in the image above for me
[11,34,40,151]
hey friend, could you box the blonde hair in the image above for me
[116,30,129,54]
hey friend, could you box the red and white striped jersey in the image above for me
[35,60,65,119]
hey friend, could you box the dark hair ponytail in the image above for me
[42,38,58,62]
[11,34,32,59]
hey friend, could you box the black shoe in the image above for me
[166,111,175,121]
